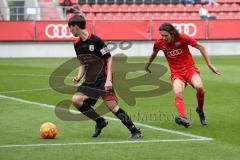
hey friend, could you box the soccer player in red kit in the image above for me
[145,23,220,127]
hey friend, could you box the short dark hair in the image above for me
[68,15,86,29]
[159,23,179,37]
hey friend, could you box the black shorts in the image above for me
[76,76,117,106]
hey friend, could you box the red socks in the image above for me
[175,97,186,117]
[196,92,205,112]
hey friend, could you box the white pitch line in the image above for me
[0,94,213,141]
[0,139,212,148]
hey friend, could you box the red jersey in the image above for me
[153,34,198,74]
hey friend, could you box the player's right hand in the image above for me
[73,76,81,84]
[144,65,152,74]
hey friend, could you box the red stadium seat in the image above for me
[222,4,231,12]
[157,4,166,12]
[205,4,214,12]
[143,13,151,20]
[96,13,105,20]
[91,4,101,13]
[166,4,175,12]
[175,4,185,12]
[86,13,95,20]
[139,4,148,12]
[114,13,124,20]
[181,13,189,20]
[129,4,138,12]
[104,13,114,20]
[120,4,129,12]
[160,13,171,20]
[185,4,195,12]
[101,4,110,13]
[152,13,161,20]
[81,4,91,12]
[194,4,202,12]
[213,4,222,12]
[124,13,133,20]
[231,4,239,12]
[189,12,199,20]
[111,4,120,13]
[171,12,181,20]
[133,13,144,20]
[217,12,227,19]
[148,4,158,12]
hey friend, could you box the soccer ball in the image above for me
[40,122,58,139]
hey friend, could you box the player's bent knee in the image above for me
[174,92,183,98]
[195,86,205,93]
[72,95,84,107]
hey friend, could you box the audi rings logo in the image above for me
[172,23,197,37]
[45,24,73,39]
[167,49,182,58]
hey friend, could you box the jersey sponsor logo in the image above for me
[100,46,110,55]
[172,23,197,37]
[45,24,73,39]
[166,49,182,58]
[89,45,94,51]
[175,42,181,47]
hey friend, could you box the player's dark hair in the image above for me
[68,15,86,29]
[159,23,179,37]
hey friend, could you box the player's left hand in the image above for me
[105,80,113,91]
[208,64,221,75]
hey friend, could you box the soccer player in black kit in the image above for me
[68,15,142,139]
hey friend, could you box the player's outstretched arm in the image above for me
[145,51,158,74]
[194,44,221,75]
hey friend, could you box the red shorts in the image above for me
[170,67,200,85]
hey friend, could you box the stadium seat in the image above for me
[222,4,232,12]
[160,13,171,20]
[71,0,77,3]
[194,4,202,12]
[124,13,134,20]
[139,4,148,12]
[96,13,104,20]
[231,4,240,12]
[97,0,105,4]
[129,4,138,12]
[114,13,124,20]
[133,13,144,20]
[135,0,143,4]
[213,4,222,12]
[181,13,189,20]
[217,12,227,19]
[157,4,166,12]
[152,13,161,20]
[175,4,185,12]
[88,0,96,5]
[120,4,129,12]
[171,12,181,20]
[144,0,152,4]
[91,4,101,13]
[101,4,110,12]
[166,4,175,12]
[185,4,195,12]
[106,0,115,5]
[111,4,120,12]
[189,12,199,20]
[81,4,91,12]
[86,13,95,20]
[78,0,87,4]
[126,0,134,4]
[104,13,114,20]
[205,4,214,12]
[143,13,151,20]
[148,4,157,12]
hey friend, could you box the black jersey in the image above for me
[74,34,111,84]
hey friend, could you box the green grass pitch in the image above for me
[0,56,240,160]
